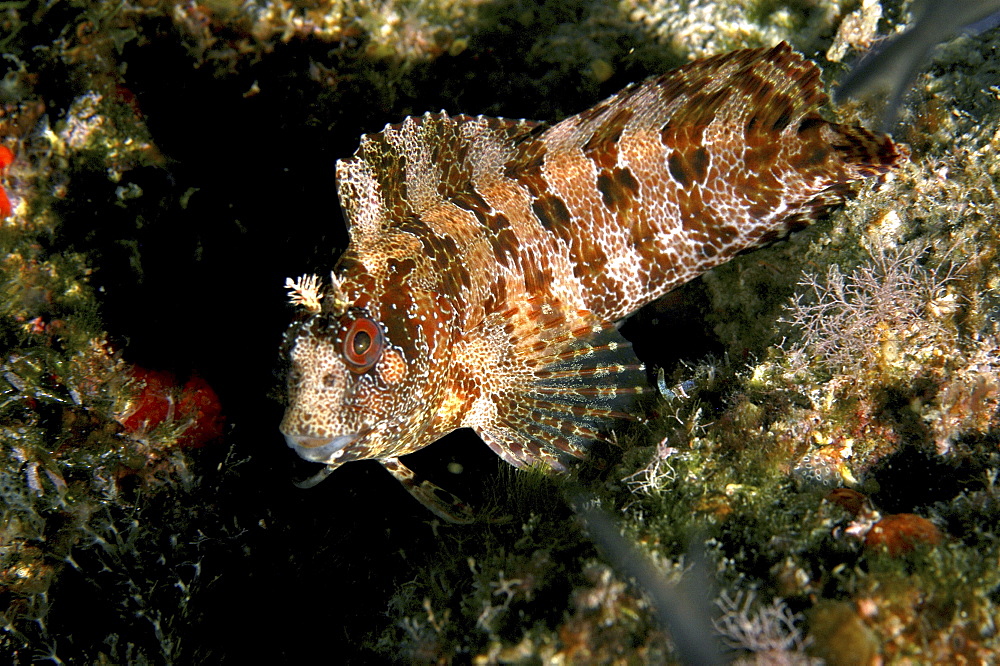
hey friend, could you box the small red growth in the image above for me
[113,84,144,120]
[122,367,225,448]
[824,488,870,517]
[864,513,942,557]
[0,145,13,219]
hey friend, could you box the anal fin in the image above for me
[382,457,475,524]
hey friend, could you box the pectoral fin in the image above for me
[476,310,649,471]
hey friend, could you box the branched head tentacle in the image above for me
[284,272,354,317]
[326,271,352,316]
[285,274,324,313]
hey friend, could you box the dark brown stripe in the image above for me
[770,97,794,132]
[484,211,518,269]
[532,194,573,234]
[596,167,640,212]
[582,107,634,170]
[689,147,709,182]
[668,152,690,187]
[452,190,491,224]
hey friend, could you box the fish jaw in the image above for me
[281,431,357,464]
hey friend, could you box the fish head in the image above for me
[279,272,456,471]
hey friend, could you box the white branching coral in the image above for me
[782,244,958,376]
[713,590,819,664]
[779,241,1000,455]
[623,437,679,496]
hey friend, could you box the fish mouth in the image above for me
[282,431,358,464]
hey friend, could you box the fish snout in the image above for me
[282,430,357,463]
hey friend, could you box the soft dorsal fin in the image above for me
[561,42,825,143]
[496,41,900,322]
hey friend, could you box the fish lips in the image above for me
[283,431,359,464]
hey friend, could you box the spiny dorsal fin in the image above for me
[335,113,544,242]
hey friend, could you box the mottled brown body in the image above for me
[280,43,900,520]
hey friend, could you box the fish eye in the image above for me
[352,330,371,355]
[341,316,384,373]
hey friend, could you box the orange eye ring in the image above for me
[340,316,384,373]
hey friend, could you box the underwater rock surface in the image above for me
[0,0,997,662]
